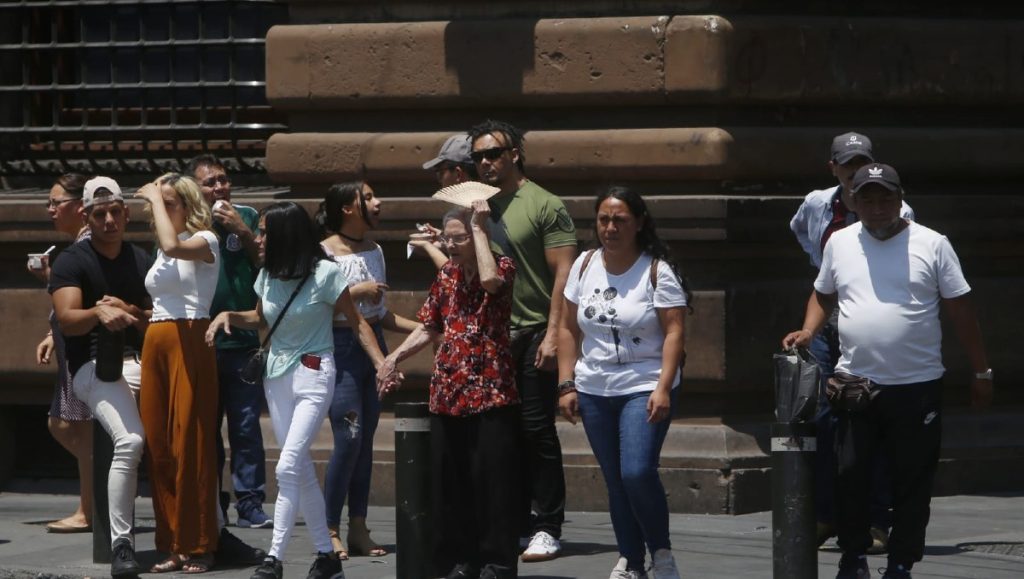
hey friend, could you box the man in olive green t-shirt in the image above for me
[469,120,576,564]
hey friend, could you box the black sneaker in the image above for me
[306,551,344,579]
[881,564,912,579]
[251,556,283,579]
[446,563,480,579]
[836,553,870,579]
[110,538,141,579]
[219,528,268,565]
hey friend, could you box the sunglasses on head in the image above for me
[470,147,510,163]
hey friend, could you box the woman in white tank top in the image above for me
[316,181,420,558]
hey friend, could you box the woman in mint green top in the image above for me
[206,202,386,579]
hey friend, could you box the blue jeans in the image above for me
[811,321,891,530]
[577,389,678,570]
[216,348,268,512]
[324,324,386,526]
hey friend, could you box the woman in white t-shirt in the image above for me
[316,181,419,558]
[136,174,221,573]
[557,187,689,579]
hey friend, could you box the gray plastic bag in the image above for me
[772,347,820,423]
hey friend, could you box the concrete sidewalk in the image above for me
[0,484,1021,578]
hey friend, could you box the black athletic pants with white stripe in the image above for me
[835,378,943,569]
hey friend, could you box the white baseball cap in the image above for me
[82,176,124,208]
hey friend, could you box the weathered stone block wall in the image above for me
[259,4,1024,412]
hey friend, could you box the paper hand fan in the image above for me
[431,181,500,208]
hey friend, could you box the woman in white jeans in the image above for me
[207,201,387,579]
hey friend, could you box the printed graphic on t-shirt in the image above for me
[579,285,642,364]
[225,233,242,252]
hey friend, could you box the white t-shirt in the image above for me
[321,243,387,322]
[564,250,687,397]
[146,230,220,321]
[815,221,971,385]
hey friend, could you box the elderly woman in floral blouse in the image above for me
[377,199,519,579]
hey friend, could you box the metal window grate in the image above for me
[0,0,287,178]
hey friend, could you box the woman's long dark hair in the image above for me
[316,181,370,239]
[595,186,694,310]
[261,201,327,280]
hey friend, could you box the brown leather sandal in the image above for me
[328,525,349,560]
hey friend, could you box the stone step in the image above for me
[233,408,1024,515]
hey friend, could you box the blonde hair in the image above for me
[148,172,214,235]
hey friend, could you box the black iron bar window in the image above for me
[0,0,286,178]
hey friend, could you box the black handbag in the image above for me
[239,273,311,386]
[772,347,821,423]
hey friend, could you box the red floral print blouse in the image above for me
[417,254,518,416]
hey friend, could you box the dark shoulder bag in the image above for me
[240,273,311,386]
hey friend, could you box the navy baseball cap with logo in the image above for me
[851,163,901,194]
[831,132,874,164]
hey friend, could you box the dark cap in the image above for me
[851,163,901,194]
[831,132,874,164]
[422,133,472,170]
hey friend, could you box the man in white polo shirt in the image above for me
[782,163,992,579]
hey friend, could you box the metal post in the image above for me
[92,420,114,564]
[394,402,432,579]
[771,421,817,579]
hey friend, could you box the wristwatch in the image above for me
[974,368,994,381]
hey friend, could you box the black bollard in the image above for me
[394,402,432,579]
[92,420,114,563]
[771,421,817,579]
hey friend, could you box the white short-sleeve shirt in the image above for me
[564,250,687,397]
[815,221,971,385]
[146,230,219,321]
[321,243,387,322]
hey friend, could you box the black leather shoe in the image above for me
[110,538,141,578]
[219,528,268,565]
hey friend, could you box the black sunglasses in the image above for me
[470,147,510,163]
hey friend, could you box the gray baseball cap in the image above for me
[831,132,874,164]
[422,133,472,170]
[851,163,901,193]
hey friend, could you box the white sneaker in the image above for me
[650,549,680,579]
[609,557,649,579]
[521,531,561,562]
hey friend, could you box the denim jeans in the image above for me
[215,348,268,514]
[577,388,678,570]
[324,324,386,526]
[264,353,336,558]
[810,320,892,530]
[72,357,144,547]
